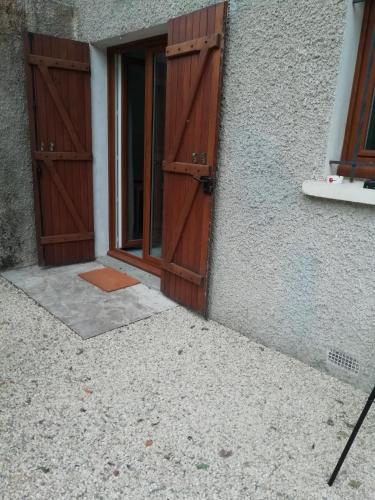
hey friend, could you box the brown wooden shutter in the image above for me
[161,2,227,313]
[25,33,94,266]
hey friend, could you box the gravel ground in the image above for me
[0,276,374,499]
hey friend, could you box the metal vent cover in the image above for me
[327,349,360,375]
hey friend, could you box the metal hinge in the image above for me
[194,175,216,194]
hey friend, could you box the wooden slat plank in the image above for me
[176,11,196,309]
[168,46,214,162]
[48,36,63,264]
[180,7,206,312]
[72,43,87,262]
[162,262,203,286]
[161,22,175,297]
[171,14,188,305]
[164,180,200,262]
[163,162,210,176]
[34,151,92,161]
[43,159,87,233]
[41,232,94,245]
[166,33,220,59]
[29,54,90,72]
[35,35,56,263]
[189,6,209,312]
[38,65,85,152]
[337,164,375,179]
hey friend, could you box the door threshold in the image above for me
[107,249,161,277]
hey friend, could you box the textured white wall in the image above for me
[209,0,375,391]
[45,0,373,391]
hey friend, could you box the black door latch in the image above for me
[198,176,215,194]
[363,179,375,189]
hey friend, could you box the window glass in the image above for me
[124,55,145,247]
[365,88,375,149]
[149,52,167,258]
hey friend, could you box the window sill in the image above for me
[302,179,375,206]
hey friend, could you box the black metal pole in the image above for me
[328,384,375,486]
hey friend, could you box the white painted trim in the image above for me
[90,23,167,49]
[90,46,109,257]
[302,179,375,206]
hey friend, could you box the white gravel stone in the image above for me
[0,277,374,499]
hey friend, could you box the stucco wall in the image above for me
[0,0,74,269]
[72,0,217,44]
[209,0,375,391]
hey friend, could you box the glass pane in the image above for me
[124,55,145,249]
[149,52,167,258]
[365,88,375,150]
[114,54,122,248]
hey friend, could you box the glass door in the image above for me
[122,52,145,256]
[111,40,167,275]
[143,48,167,263]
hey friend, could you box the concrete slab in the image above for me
[1,262,175,339]
[1,277,375,499]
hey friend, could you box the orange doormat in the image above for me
[79,267,140,292]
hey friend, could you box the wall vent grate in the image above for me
[327,349,360,375]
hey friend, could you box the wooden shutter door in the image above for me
[161,3,227,313]
[25,33,94,266]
